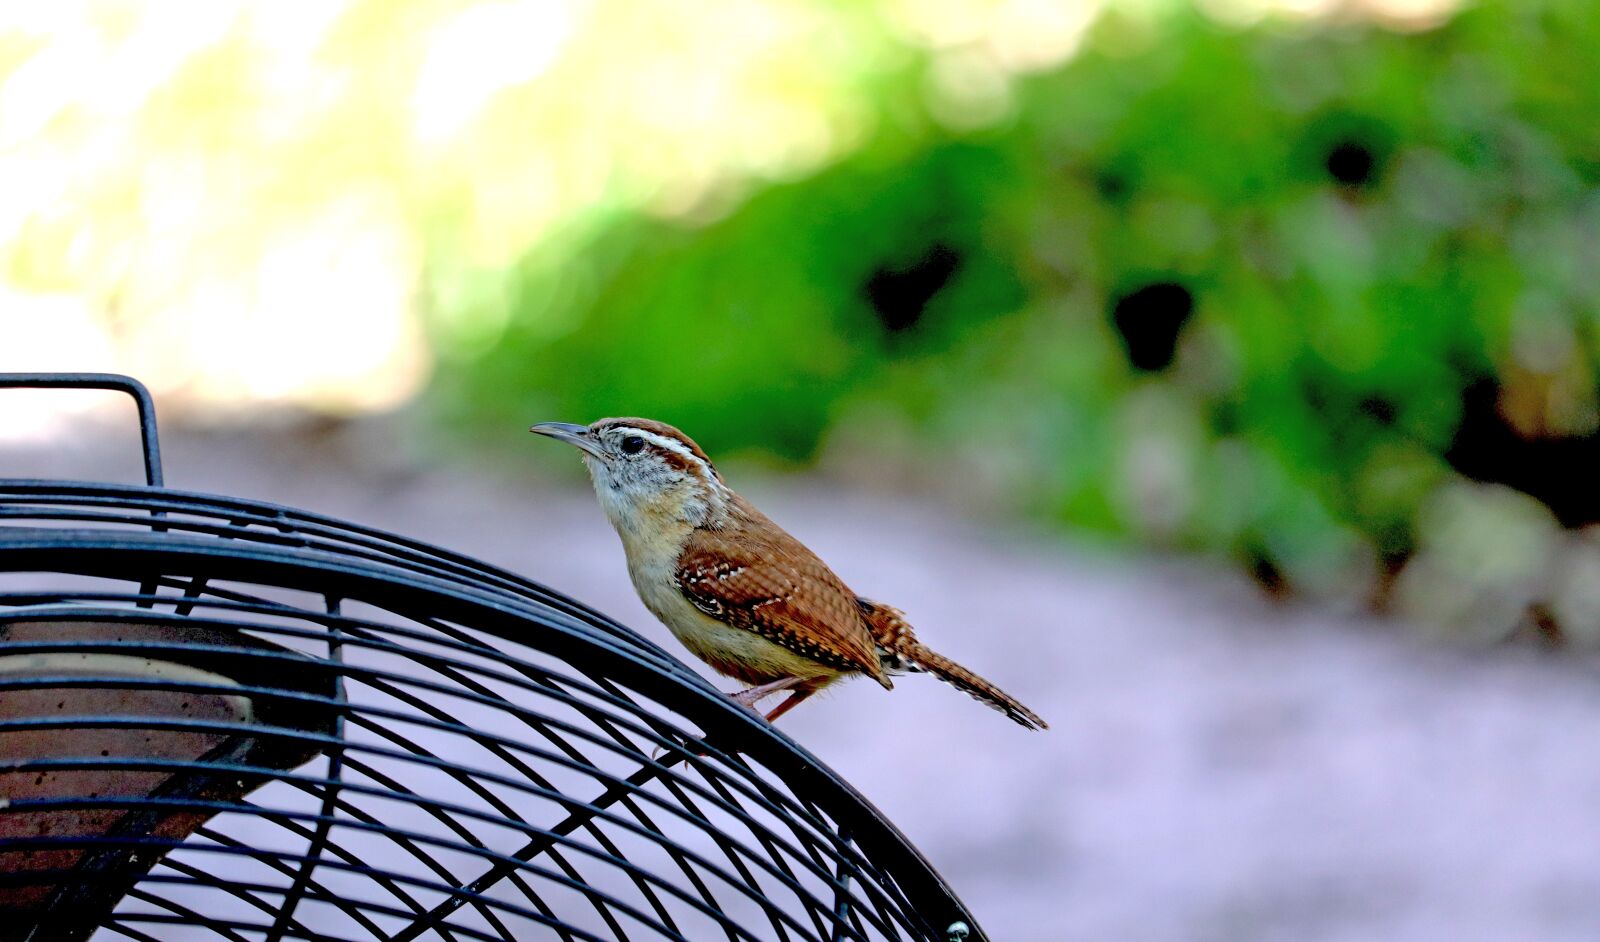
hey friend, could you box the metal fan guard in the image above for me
[0,374,986,942]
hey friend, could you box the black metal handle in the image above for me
[0,373,164,487]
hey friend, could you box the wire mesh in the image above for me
[0,481,985,942]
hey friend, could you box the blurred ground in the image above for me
[9,421,1600,942]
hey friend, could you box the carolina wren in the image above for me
[531,417,1046,730]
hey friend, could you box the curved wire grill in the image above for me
[0,438,984,942]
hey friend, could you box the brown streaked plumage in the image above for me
[530,416,1047,730]
[676,498,890,686]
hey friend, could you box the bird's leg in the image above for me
[730,676,805,709]
[656,678,807,760]
[762,687,820,724]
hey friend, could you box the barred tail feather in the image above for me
[902,641,1048,730]
[856,597,1048,730]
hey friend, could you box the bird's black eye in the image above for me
[621,435,645,455]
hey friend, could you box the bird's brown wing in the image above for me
[674,525,891,687]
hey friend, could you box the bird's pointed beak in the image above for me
[529,421,606,459]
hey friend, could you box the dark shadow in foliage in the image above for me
[1094,155,1139,206]
[1110,281,1194,372]
[1446,378,1600,527]
[1326,139,1379,187]
[1296,111,1397,193]
[1358,397,1398,425]
[1242,541,1291,600]
[863,243,962,334]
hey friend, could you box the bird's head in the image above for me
[530,417,728,531]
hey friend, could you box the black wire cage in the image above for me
[0,374,986,942]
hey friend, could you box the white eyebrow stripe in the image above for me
[629,429,716,475]
[636,430,695,457]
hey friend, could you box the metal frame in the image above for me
[0,374,985,942]
[0,373,164,486]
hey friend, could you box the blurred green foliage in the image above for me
[428,0,1600,606]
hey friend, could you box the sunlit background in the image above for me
[8,0,1600,938]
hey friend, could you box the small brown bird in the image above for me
[531,417,1046,729]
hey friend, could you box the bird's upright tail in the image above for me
[856,598,1048,730]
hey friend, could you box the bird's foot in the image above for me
[730,677,805,709]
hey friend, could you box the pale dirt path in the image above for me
[8,423,1600,942]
